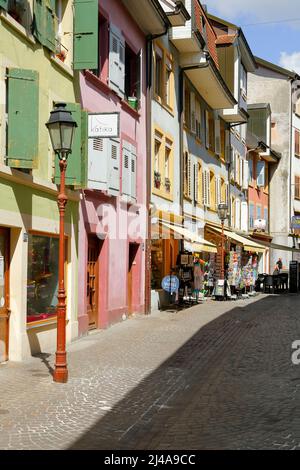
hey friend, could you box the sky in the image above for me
[206,0,300,73]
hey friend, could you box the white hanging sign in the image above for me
[88,113,120,138]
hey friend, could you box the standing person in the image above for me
[276,258,283,273]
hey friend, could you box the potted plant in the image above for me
[165,177,171,192]
[154,171,161,188]
[56,48,67,62]
[127,95,138,110]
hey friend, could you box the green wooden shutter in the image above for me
[0,0,8,10]
[33,0,46,45]
[74,0,98,70]
[7,68,39,169]
[33,0,57,52]
[45,0,57,52]
[54,104,87,188]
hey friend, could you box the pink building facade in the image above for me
[77,0,148,334]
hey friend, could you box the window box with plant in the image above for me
[154,171,161,189]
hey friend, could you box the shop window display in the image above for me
[151,239,164,290]
[27,234,59,323]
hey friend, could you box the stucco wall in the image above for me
[77,0,147,333]
[248,67,292,269]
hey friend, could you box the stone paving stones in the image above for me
[0,294,300,449]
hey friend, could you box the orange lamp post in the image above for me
[46,103,77,383]
[217,203,228,280]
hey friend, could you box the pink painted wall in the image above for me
[77,0,147,334]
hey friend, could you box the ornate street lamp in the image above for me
[46,103,77,383]
[217,202,228,280]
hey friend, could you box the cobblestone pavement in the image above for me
[1,294,300,449]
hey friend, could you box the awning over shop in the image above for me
[162,223,217,253]
[249,238,300,253]
[206,225,266,253]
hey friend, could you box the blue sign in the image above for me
[161,275,180,293]
[291,216,300,230]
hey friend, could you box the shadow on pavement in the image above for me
[68,294,300,450]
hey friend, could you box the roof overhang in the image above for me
[255,56,299,80]
[183,57,237,110]
[121,0,170,35]
[237,29,257,72]
[165,0,190,27]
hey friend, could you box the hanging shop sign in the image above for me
[291,216,300,230]
[161,275,180,294]
[88,112,120,138]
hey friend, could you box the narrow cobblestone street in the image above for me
[0,293,300,450]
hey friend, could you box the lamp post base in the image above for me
[53,366,68,383]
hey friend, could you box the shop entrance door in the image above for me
[0,228,9,363]
[87,236,100,330]
[128,243,139,315]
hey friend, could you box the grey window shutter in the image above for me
[109,25,122,95]
[131,144,137,201]
[122,141,131,198]
[108,138,120,195]
[87,137,108,190]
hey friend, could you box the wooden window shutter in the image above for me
[109,25,125,97]
[195,99,201,139]
[33,0,57,53]
[0,0,8,10]
[131,144,137,201]
[198,163,202,204]
[202,170,206,206]
[242,160,249,189]
[296,129,300,156]
[118,37,125,99]
[122,141,131,198]
[225,181,229,206]
[294,176,297,199]
[194,163,198,203]
[235,199,240,229]
[205,110,209,149]
[33,0,46,46]
[239,157,243,186]
[108,138,120,196]
[206,170,211,207]
[236,154,239,183]
[215,176,219,208]
[230,147,235,180]
[74,0,99,70]
[55,103,87,187]
[215,119,221,155]
[45,0,57,52]
[87,137,108,190]
[187,154,192,198]
[241,201,248,232]
[7,68,39,169]
[190,92,196,134]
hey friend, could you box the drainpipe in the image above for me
[144,24,169,315]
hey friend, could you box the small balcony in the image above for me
[159,0,190,27]
[169,0,205,53]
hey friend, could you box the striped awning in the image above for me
[162,223,218,253]
[206,225,266,253]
